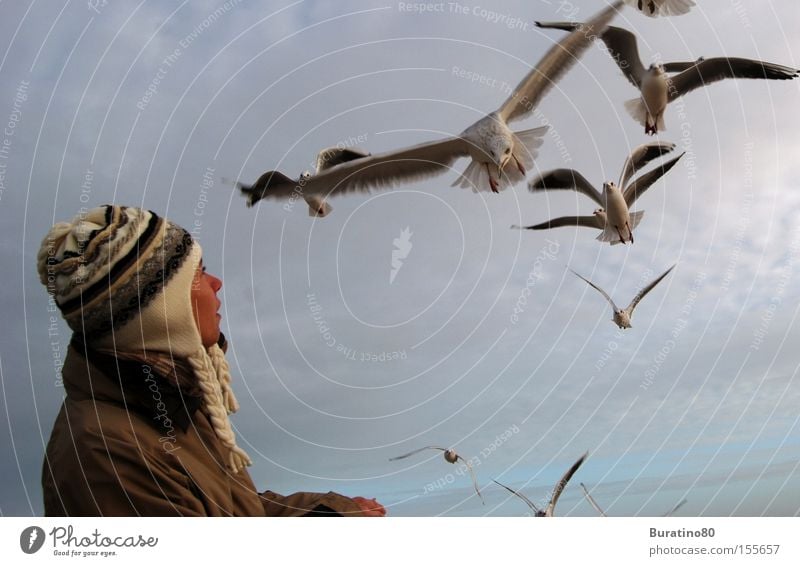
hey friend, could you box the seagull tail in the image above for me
[656,112,666,134]
[597,228,622,245]
[624,98,649,129]
[305,195,333,218]
[629,210,645,231]
[451,160,489,193]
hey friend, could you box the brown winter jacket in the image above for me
[42,341,365,516]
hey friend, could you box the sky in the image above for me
[0,0,799,517]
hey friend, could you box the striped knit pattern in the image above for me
[37,206,193,340]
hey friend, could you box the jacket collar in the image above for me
[64,335,202,434]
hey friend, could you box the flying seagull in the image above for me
[662,498,688,516]
[238,2,623,208]
[236,146,370,216]
[571,264,676,329]
[494,452,588,517]
[579,483,608,517]
[624,0,695,18]
[519,142,683,244]
[580,483,688,517]
[389,446,484,504]
[535,22,799,134]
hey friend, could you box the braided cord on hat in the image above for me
[186,348,252,474]
[208,344,239,414]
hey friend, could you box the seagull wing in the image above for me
[624,152,684,206]
[545,452,588,517]
[301,137,469,196]
[570,269,619,311]
[388,446,446,461]
[513,215,602,231]
[662,59,704,73]
[618,141,677,188]
[662,498,688,517]
[626,264,676,315]
[529,168,604,205]
[493,479,540,514]
[315,147,372,172]
[457,456,484,505]
[237,171,298,206]
[580,483,608,517]
[668,57,799,101]
[499,1,623,123]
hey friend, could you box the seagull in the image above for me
[571,264,676,329]
[662,498,688,516]
[389,446,484,504]
[236,147,370,216]
[520,142,683,244]
[580,483,688,517]
[624,0,695,18]
[579,483,608,516]
[535,22,799,134]
[494,452,587,517]
[237,2,623,208]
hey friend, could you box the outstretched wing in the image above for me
[668,57,799,101]
[570,269,619,311]
[537,22,647,87]
[624,152,684,206]
[618,141,676,189]
[493,479,540,514]
[513,215,602,231]
[529,168,604,205]
[315,147,371,172]
[663,58,704,73]
[626,264,676,315]
[457,456,485,505]
[388,446,446,461]
[662,498,688,517]
[580,483,608,517]
[237,170,298,206]
[302,137,470,196]
[545,452,587,517]
[499,1,623,123]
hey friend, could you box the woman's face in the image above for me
[191,261,223,349]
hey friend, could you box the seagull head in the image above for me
[648,63,666,76]
[602,181,620,195]
[443,449,459,464]
[489,136,513,168]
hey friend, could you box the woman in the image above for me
[37,205,384,516]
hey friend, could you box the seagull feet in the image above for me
[648,1,656,15]
[615,225,629,245]
[645,121,657,136]
[513,155,526,177]
[486,163,500,193]
[627,223,634,244]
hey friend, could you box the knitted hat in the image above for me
[37,205,251,473]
